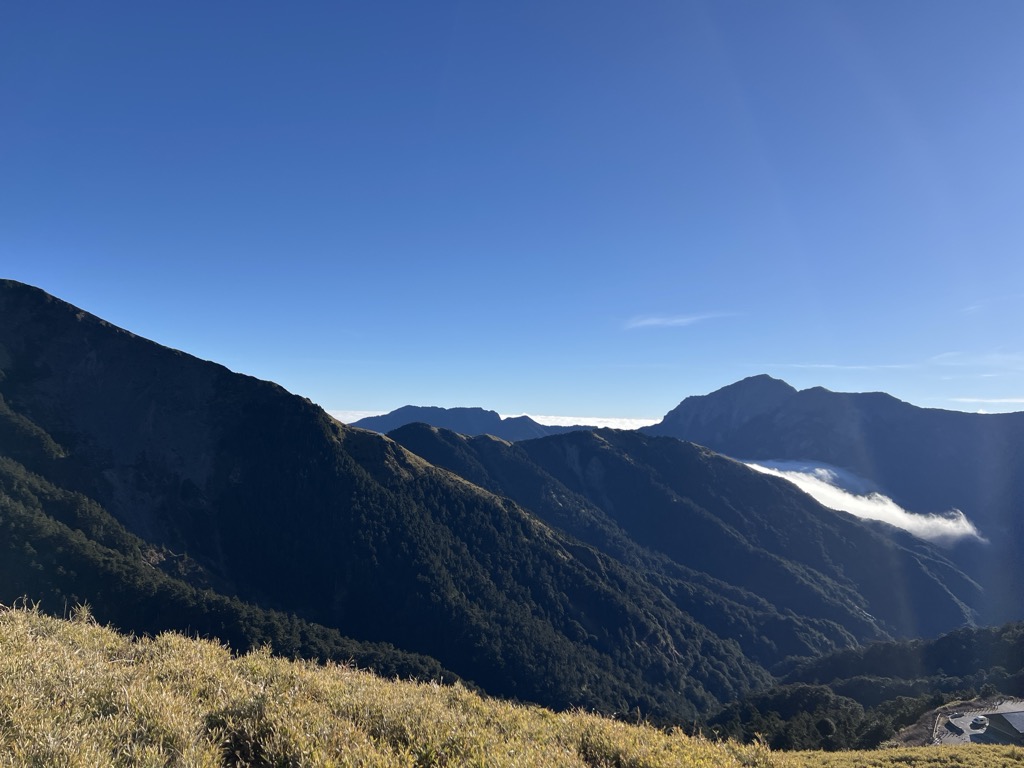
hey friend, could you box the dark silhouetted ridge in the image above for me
[352,405,592,440]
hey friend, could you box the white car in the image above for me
[971,715,989,729]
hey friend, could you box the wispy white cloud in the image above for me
[960,293,1024,315]
[765,362,914,371]
[763,351,1024,375]
[745,460,986,546]
[929,351,1024,370]
[624,313,730,330]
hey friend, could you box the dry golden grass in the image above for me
[0,605,1019,768]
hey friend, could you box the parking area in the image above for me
[933,700,1024,746]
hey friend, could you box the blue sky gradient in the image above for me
[4,2,1023,420]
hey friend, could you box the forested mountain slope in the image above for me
[389,424,982,650]
[0,279,768,720]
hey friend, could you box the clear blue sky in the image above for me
[3,2,1023,421]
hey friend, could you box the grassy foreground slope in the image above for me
[0,606,772,768]
[2,608,1021,768]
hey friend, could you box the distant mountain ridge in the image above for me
[643,374,1024,518]
[351,405,594,440]
[643,374,1024,621]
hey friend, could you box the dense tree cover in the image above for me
[388,424,850,667]
[0,455,456,682]
[784,623,1024,701]
[390,423,981,653]
[702,683,953,750]
[706,685,865,750]
[705,622,1024,750]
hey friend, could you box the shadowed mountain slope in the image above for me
[0,451,456,683]
[390,424,982,649]
[388,424,845,666]
[0,279,771,720]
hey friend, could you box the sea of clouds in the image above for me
[745,460,985,545]
[519,414,660,430]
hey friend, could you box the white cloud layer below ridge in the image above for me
[744,460,986,545]
[328,410,385,423]
[513,414,659,429]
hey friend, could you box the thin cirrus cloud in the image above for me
[624,312,731,330]
[745,460,986,546]
[929,351,1024,370]
[960,293,1024,314]
[766,362,914,371]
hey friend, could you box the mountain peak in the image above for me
[708,374,799,405]
[644,375,798,440]
[726,373,797,392]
